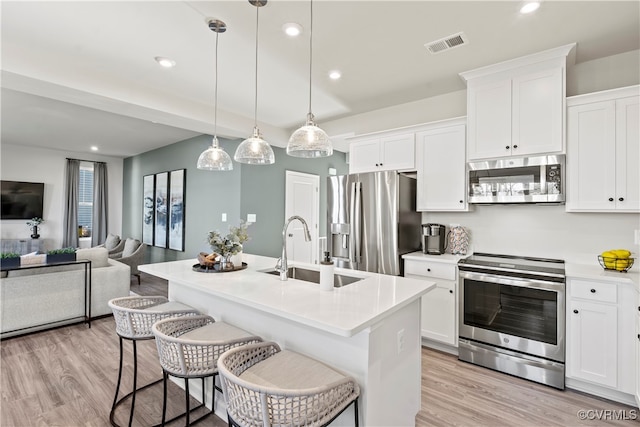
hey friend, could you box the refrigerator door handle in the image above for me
[353,181,362,264]
[349,182,356,262]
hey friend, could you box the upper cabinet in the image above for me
[348,132,415,174]
[415,118,468,211]
[460,44,575,161]
[566,86,640,212]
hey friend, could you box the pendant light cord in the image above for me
[254,4,260,128]
[308,0,313,115]
[213,29,219,145]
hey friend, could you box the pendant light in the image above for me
[197,19,233,171]
[286,0,333,158]
[234,0,275,165]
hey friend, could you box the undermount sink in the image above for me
[263,266,363,288]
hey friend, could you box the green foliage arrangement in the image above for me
[207,220,252,257]
[47,247,77,255]
[0,252,21,259]
[26,217,44,228]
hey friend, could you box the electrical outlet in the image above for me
[397,329,405,354]
[221,213,227,222]
[247,214,257,223]
[635,229,640,245]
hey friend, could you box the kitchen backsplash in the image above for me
[422,205,639,264]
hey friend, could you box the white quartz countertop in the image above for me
[139,254,436,337]
[402,251,468,264]
[566,261,640,292]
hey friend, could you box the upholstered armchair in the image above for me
[110,238,146,285]
[95,233,125,255]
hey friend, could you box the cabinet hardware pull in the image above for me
[380,163,383,166]
[638,334,640,341]
[590,289,596,293]
[449,290,453,294]
[427,268,431,272]
[619,197,624,202]
[459,200,463,203]
[513,145,518,149]
[608,197,614,202]
[375,163,379,167]
[505,146,510,150]
[573,309,579,314]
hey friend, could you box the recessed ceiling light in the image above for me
[90,146,98,151]
[282,23,302,37]
[154,56,176,68]
[520,2,540,14]
[329,70,342,80]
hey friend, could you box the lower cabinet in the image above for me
[404,257,458,348]
[566,277,636,401]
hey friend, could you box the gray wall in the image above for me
[240,146,348,257]
[122,136,348,261]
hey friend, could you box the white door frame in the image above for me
[285,170,320,264]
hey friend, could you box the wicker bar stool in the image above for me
[218,341,360,427]
[108,296,200,427]
[152,314,263,426]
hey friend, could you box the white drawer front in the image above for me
[404,259,456,281]
[570,279,617,303]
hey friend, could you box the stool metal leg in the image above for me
[185,378,190,426]
[111,337,125,413]
[161,371,168,426]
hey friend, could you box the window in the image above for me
[78,162,94,234]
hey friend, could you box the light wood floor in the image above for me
[1,274,637,426]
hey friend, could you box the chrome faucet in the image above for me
[275,215,312,280]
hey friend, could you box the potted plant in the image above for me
[46,247,77,264]
[0,252,21,270]
[26,217,44,239]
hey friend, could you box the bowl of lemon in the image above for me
[598,249,634,272]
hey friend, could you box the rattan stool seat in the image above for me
[152,315,263,426]
[218,341,360,427]
[107,296,200,427]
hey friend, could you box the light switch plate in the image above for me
[635,229,640,245]
[221,213,227,222]
[247,214,257,223]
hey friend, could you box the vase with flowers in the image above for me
[26,217,44,239]
[207,220,251,271]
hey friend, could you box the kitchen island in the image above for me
[139,253,436,426]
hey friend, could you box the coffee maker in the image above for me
[422,223,447,255]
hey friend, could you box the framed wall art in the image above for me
[143,169,186,251]
[168,169,186,251]
[142,174,155,245]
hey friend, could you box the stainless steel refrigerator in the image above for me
[327,171,421,275]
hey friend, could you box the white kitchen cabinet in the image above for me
[636,294,640,408]
[415,118,468,211]
[566,86,640,212]
[348,132,414,174]
[461,44,574,161]
[567,277,636,397]
[404,256,458,349]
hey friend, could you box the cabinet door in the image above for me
[567,299,618,388]
[512,67,563,156]
[421,281,456,346]
[416,125,467,211]
[349,138,380,174]
[636,308,640,408]
[379,133,415,171]
[467,79,512,160]
[566,101,617,211]
[615,96,640,211]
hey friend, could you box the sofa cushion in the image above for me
[122,238,141,257]
[76,247,109,268]
[104,233,121,250]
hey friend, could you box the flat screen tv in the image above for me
[1,180,45,220]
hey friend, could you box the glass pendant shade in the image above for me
[197,137,233,171]
[287,113,333,158]
[234,126,275,165]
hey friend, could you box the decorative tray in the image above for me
[192,262,247,273]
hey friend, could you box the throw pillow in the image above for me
[122,238,141,257]
[105,233,121,250]
[76,247,109,268]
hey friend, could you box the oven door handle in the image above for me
[459,270,564,292]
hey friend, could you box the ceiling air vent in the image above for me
[424,32,468,54]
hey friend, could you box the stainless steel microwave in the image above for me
[468,154,565,204]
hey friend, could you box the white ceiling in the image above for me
[1,1,638,158]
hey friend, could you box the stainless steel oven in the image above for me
[458,253,566,389]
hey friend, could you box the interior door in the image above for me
[285,171,319,264]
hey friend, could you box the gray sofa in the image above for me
[1,247,130,337]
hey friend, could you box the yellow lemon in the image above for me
[611,249,631,259]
